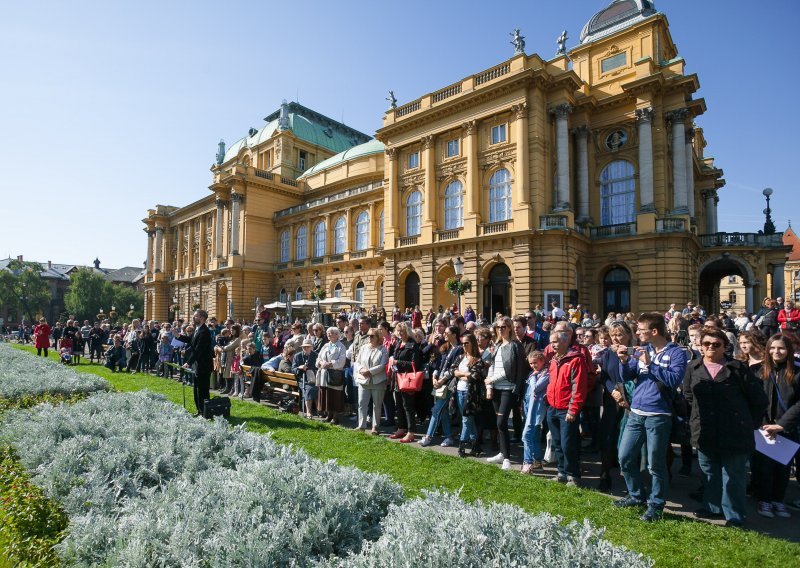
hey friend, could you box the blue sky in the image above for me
[1,0,797,268]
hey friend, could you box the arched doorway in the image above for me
[435,264,455,312]
[603,268,630,315]
[484,264,511,318]
[404,271,420,309]
[698,256,755,314]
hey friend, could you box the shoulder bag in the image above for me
[397,362,424,393]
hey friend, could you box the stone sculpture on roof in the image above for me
[510,28,525,55]
[557,30,569,55]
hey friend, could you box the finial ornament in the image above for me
[216,139,226,165]
[510,29,526,55]
[556,30,568,56]
[386,90,397,110]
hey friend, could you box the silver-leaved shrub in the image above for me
[1,390,404,566]
[0,344,109,400]
[320,490,653,568]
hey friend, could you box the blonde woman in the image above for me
[355,329,389,434]
[388,322,423,442]
[218,325,241,395]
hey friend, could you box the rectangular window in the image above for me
[728,275,737,283]
[601,52,627,73]
[407,151,419,169]
[490,124,506,144]
[299,150,307,171]
[446,139,459,158]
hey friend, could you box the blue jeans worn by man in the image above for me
[547,407,580,479]
[618,412,672,508]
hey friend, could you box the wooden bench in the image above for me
[241,365,300,402]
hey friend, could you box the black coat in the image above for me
[183,324,213,372]
[683,358,768,454]
[391,338,423,374]
[761,362,800,438]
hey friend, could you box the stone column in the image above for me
[686,128,696,218]
[745,284,755,314]
[199,216,207,269]
[463,120,479,218]
[667,108,689,213]
[551,104,572,211]
[422,135,436,229]
[703,190,718,234]
[635,107,655,211]
[384,148,398,245]
[145,230,154,274]
[512,103,529,206]
[368,202,376,249]
[154,227,164,273]
[573,125,590,222]
[215,198,225,257]
[773,264,786,300]
[230,193,242,255]
[176,225,184,275]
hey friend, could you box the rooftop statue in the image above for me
[386,90,397,110]
[216,139,226,165]
[510,28,526,55]
[557,30,569,55]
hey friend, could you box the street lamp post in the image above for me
[313,271,322,322]
[763,187,776,235]
[453,257,464,315]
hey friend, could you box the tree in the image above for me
[0,260,51,324]
[64,269,109,322]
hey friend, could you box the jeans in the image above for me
[456,390,476,442]
[492,389,515,458]
[697,450,748,523]
[522,395,546,463]
[618,412,672,508]
[547,407,580,478]
[425,392,452,439]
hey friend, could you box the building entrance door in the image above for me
[603,268,630,315]
[484,264,511,317]
[404,271,420,309]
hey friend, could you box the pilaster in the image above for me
[550,104,572,211]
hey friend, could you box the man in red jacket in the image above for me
[546,330,589,486]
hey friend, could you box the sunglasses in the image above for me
[702,341,723,348]
[461,342,471,346]
[367,334,377,338]
[497,325,507,330]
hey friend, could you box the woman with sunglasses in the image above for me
[485,316,528,470]
[354,328,389,434]
[683,328,767,526]
[755,334,800,518]
[453,333,485,457]
[388,322,423,443]
[420,326,461,448]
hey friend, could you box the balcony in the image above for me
[480,221,508,235]
[590,223,636,239]
[329,254,345,262]
[311,257,325,265]
[656,218,687,233]
[699,233,786,248]
[254,168,273,180]
[275,262,288,270]
[435,229,460,241]
[350,250,367,259]
[539,215,568,230]
[274,180,383,219]
[293,260,306,267]
[217,259,228,269]
[398,236,418,247]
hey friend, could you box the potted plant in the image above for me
[446,277,472,296]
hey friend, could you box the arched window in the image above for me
[278,288,287,303]
[313,221,326,258]
[279,230,289,262]
[295,226,307,260]
[334,216,346,254]
[355,211,369,251]
[406,191,422,236]
[603,268,631,314]
[444,180,463,230]
[295,287,303,301]
[488,168,512,223]
[354,280,365,304]
[378,210,384,247]
[600,160,636,226]
[333,283,342,298]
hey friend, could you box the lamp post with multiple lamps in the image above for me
[763,187,776,235]
[447,257,471,315]
[311,271,326,324]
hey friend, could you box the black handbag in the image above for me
[203,396,231,420]
[327,369,344,387]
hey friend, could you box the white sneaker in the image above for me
[501,459,512,470]
[440,437,455,447]
[487,453,505,464]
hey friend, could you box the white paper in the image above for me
[754,429,800,466]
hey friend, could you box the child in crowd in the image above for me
[59,334,73,365]
[521,351,550,473]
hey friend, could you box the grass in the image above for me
[7,344,800,567]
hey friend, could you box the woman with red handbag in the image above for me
[389,322,423,443]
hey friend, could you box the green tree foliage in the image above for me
[0,261,51,323]
[64,269,143,322]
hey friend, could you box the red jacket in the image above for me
[546,347,588,415]
[33,323,51,349]
[778,308,800,330]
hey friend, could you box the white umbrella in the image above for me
[319,297,362,306]
[289,299,317,308]
[264,302,286,309]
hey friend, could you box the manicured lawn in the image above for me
[9,345,800,567]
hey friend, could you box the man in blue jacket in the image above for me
[614,312,688,521]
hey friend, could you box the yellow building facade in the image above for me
[143,0,788,322]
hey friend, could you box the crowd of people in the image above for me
[7,295,799,528]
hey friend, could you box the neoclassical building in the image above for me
[143,0,788,322]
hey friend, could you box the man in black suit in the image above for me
[183,309,213,417]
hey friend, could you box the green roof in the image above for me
[298,138,385,179]
[222,102,370,163]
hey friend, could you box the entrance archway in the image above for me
[435,264,456,312]
[484,264,511,318]
[603,268,630,315]
[698,255,755,314]
[404,271,420,309]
